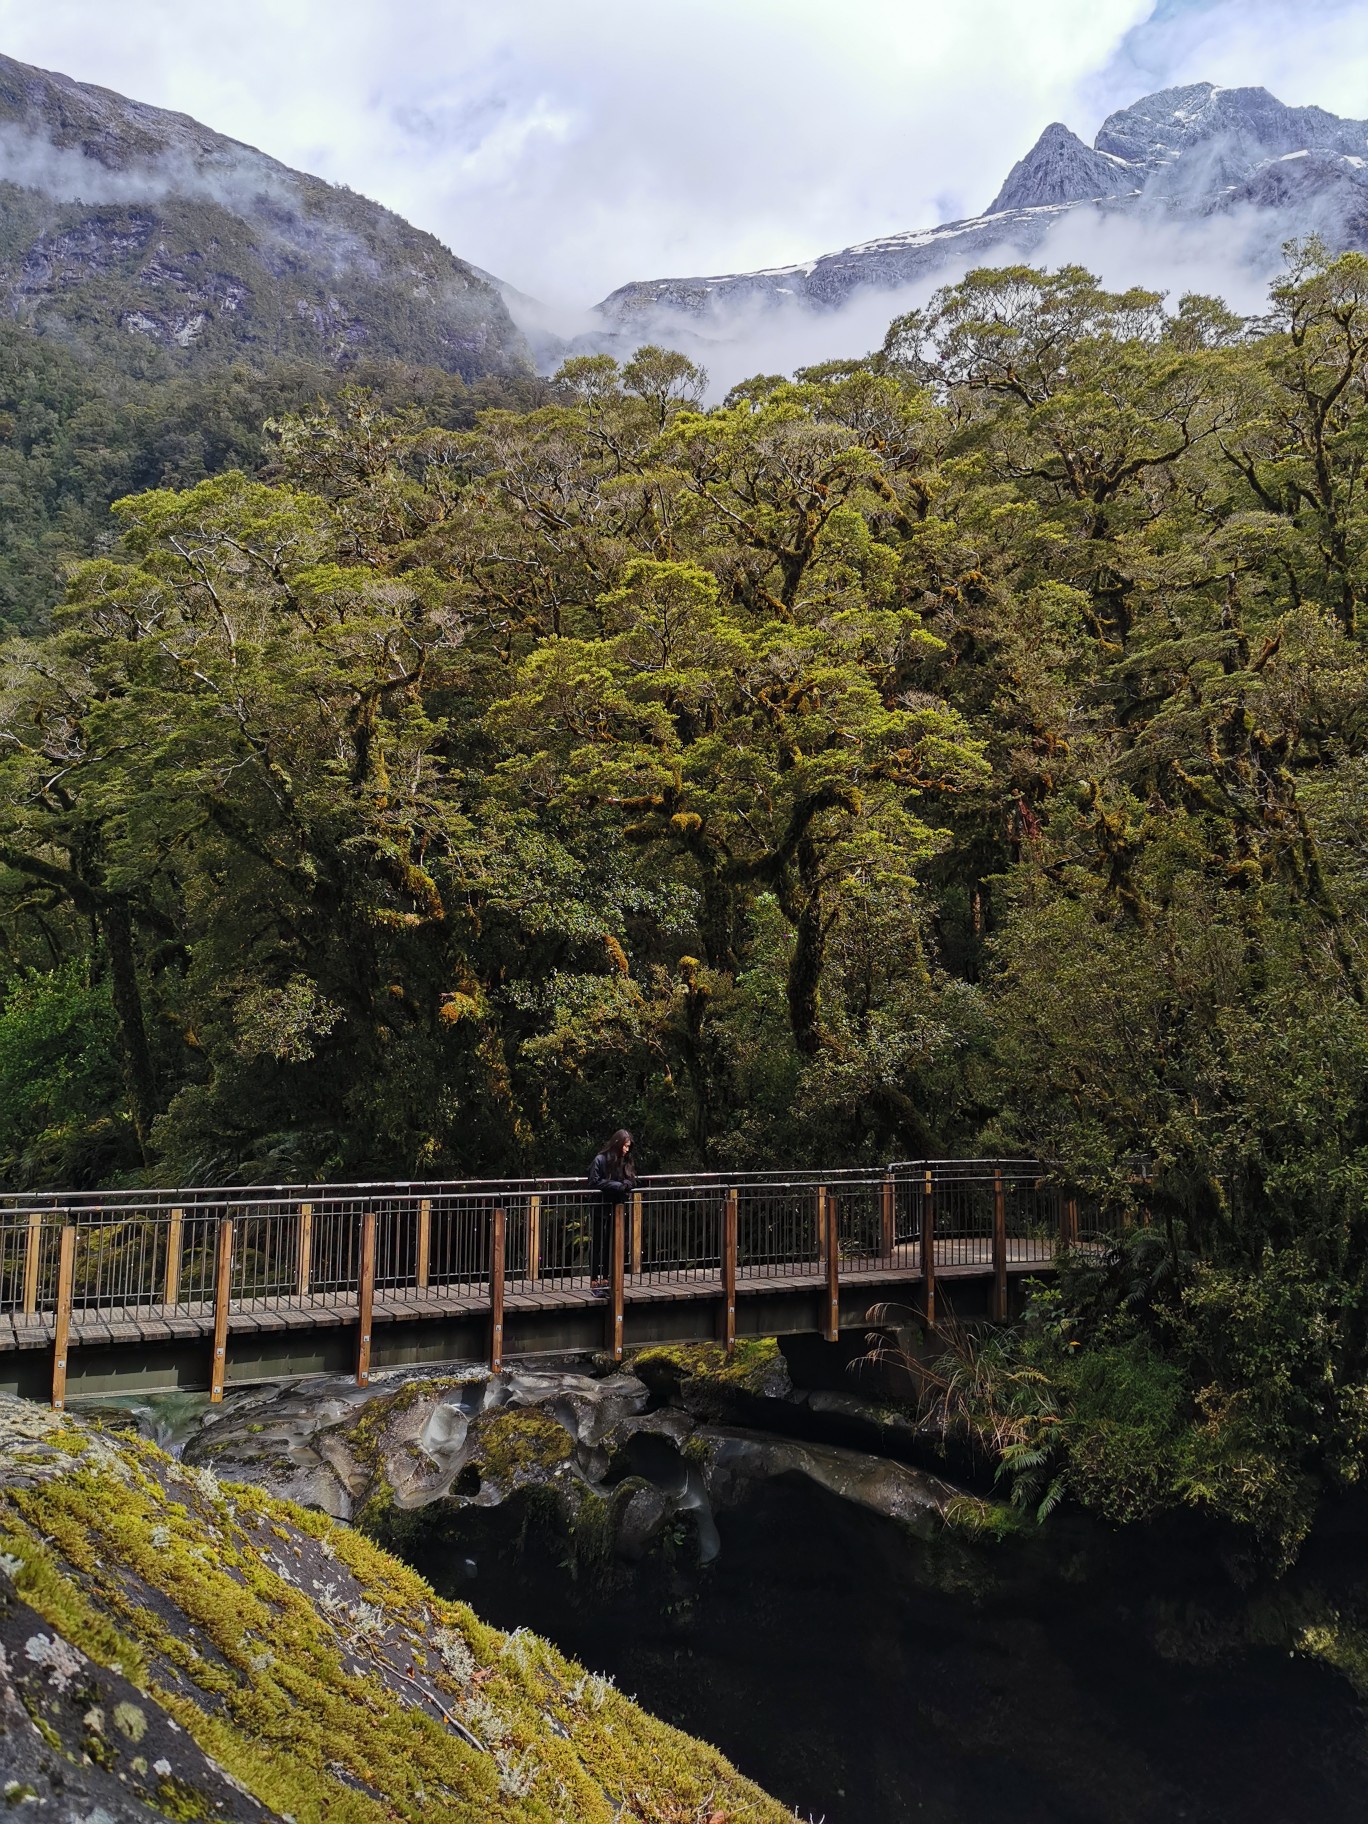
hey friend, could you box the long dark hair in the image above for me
[603,1128,637,1184]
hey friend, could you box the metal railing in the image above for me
[0,1160,1104,1407]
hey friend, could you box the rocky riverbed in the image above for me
[94,1343,1368,1824]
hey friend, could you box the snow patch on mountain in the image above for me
[590,82,1368,355]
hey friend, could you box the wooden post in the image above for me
[489,1205,506,1373]
[296,1202,314,1299]
[992,1169,1008,1322]
[163,1207,183,1307]
[526,1194,541,1287]
[416,1197,432,1292]
[357,1207,376,1387]
[722,1188,738,1354]
[817,1183,829,1270]
[610,1202,625,1362]
[631,1190,643,1277]
[881,1170,895,1261]
[1062,1194,1079,1251]
[823,1188,840,1343]
[22,1211,43,1317]
[210,1217,233,1404]
[51,1225,76,1411]
[921,1169,936,1331]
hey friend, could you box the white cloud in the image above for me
[1090,0,1368,122]
[0,0,1153,303]
[604,198,1291,402]
[0,0,1358,319]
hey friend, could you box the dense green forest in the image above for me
[0,328,547,632]
[0,244,1365,1561]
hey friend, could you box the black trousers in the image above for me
[590,1197,619,1281]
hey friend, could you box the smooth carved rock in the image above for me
[174,1357,962,1569]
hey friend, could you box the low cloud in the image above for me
[0,1,1359,320]
[543,199,1302,400]
[0,123,291,214]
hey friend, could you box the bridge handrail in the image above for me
[0,1157,1057,1216]
[0,1159,1113,1409]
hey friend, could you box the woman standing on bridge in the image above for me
[587,1130,636,1297]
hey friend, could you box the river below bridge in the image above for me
[109,1359,1368,1823]
[410,1470,1365,1824]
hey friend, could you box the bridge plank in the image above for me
[1,1243,1078,1355]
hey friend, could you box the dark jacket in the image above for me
[588,1150,634,1203]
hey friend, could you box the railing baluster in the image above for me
[610,1201,625,1361]
[357,1208,376,1386]
[922,1169,936,1330]
[527,1193,540,1286]
[164,1207,183,1307]
[822,1186,839,1343]
[51,1225,76,1410]
[489,1205,506,1372]
[723,1187,738,1353]
[417,1196,431,1292]
[296,1202,313,1300]
[22,1211,42,1317]
[992,1169,1008,1321]
[210,1217,233,1404]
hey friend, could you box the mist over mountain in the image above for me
[593,83,1368,353]
[0,51,529,377]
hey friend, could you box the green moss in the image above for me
[631,1338,783,1398]
[341,1377,470,1482]
[942,1494,1022,1542]
[1294,1615,1368,1701]
[0,1397,789,1824]
[470,1407,575,1485]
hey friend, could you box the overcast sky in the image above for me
[0,0,1363,307]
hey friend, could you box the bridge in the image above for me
[0,1161,1101,1404]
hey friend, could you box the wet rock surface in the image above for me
[169,1352,959,1563]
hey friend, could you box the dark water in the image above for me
[400,1474,1368,1824]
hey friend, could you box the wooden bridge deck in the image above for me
[0,1239,1049,1352]
[0,1164,1101,1400]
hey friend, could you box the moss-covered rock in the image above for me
[629,1342,790,1417]
[0,1394,789,1823]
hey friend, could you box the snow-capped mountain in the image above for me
[594,84,1368,333]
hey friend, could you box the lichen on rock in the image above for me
[0,1393,789,1822]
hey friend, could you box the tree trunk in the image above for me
[99,903,158,1159]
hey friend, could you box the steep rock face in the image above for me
[594,82,1368,338]
[0,53,529,378]
[1092,82,1366,169]
[987,121,1138,213]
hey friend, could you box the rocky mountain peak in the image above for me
[987,120,1136,215]
[589,78,1368,366]
[986,81,1368,216]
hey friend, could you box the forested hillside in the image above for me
[0,329,547,631]
[1,241,1365,1560]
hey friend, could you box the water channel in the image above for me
[108,1364,1368,1824]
